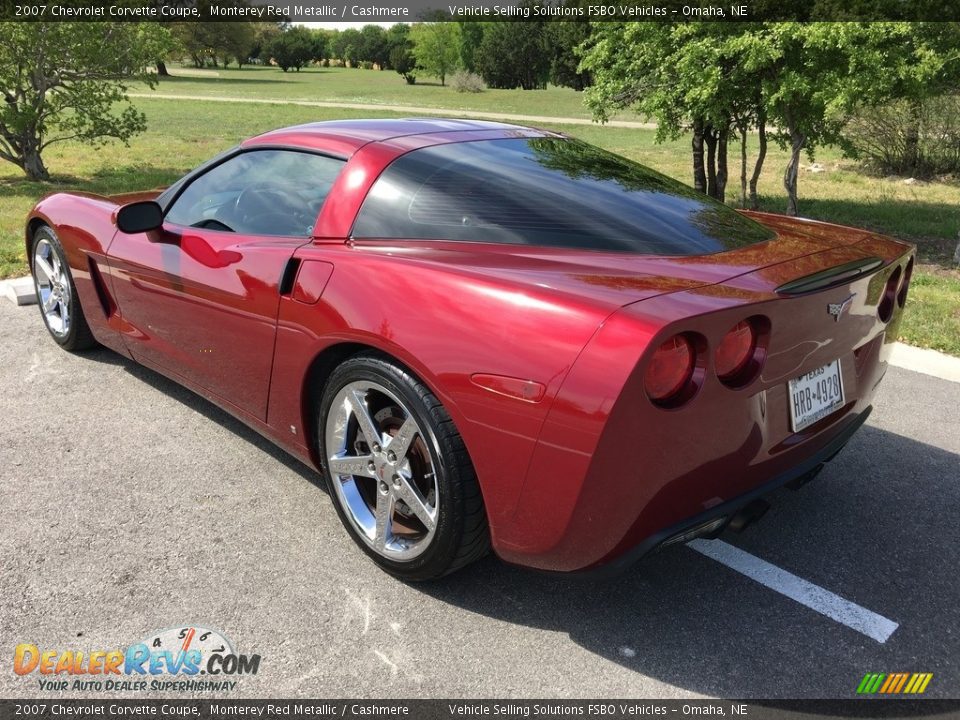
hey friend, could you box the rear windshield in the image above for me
[352,137,775,254]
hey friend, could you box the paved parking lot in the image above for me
[1,298,957,699]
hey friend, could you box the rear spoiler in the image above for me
[775,257,884,295]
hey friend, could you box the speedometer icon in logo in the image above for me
[140,626,234,661]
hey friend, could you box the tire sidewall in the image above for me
[318,356,465,581]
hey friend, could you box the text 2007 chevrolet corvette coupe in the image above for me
[28,119,913,580]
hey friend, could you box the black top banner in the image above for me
[2,0,960,22]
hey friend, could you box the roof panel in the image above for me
[241,118,537,156]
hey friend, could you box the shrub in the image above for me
[843,96,960,177]
[450,71,485,94]
[390,45,416,85]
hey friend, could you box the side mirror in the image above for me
[116,201,163,234]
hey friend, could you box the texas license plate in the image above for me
[788,360,845,432]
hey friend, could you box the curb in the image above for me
[888,342,960,384]
[0,276,35,306]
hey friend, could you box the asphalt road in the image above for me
[1,297,958,700]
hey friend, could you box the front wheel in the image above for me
[30,226,96,351]
[319,355,490,580]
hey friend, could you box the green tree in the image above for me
[410,22,461,86]
[458,22,485,73]
[327,30,343,63]
[225,22,257,68]
[476,20,550,90]
[0,22,172,181]
[358,25,389,69]
[249,22,284,64]
[308,28,328,64]
[267,26,318,72]
[582,22,934,214]
[338,28,363,66]
[838,22,960,174]
[754,23,923,215]
[582,24,742,199]
[387,25,417,84]
[546,18,592,91]
[173,22,253,68]
[390,45,417,85]
[386,23,411,51]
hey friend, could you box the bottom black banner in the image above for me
[0,700,958,720]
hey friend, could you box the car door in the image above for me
[106,148,345,420]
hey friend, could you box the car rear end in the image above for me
[340,129,915,574]
[495,224,914,574]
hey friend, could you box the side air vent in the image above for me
[87,257,116,317]
[775,257,884,296]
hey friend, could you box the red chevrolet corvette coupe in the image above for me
[28,119,913,580]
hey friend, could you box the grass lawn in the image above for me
[131,64,608,120]
[902,269,960,355]
[1,95,957,355]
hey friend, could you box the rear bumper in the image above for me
[492,247,906,573]
[579,405,872,579]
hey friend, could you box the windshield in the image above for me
[352,137,775,255]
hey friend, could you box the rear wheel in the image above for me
[30,226,96,351]
[319,355,489,580]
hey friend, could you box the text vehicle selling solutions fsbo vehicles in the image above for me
[26,119,914,580]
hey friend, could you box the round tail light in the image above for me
[897,257,913,308]
[878,265,902,323]
[715,320,757,382]
[644,334,695,405]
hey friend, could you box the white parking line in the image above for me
[688,539,899,643]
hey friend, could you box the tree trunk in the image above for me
[704,124,718,199]
[23,144,50,182]
[156,60,169,77]
[692,117,706,194]
[739,124,748,208]
[716,123,728,203]
[903,97,922,174]
[783,125,806,217]
[749,113,767,210]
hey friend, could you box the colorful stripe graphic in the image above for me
[857,673,933,694]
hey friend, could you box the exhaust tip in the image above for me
[727,499,770,533]
[786,463,826,491]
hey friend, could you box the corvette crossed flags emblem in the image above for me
[827,294,856,321]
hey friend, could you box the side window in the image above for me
[165,150,345,237]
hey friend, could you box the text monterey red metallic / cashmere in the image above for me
[27,119,914,580]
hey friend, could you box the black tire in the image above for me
[30,226,97,351]
[318,354,490,581]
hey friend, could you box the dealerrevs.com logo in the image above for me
[13,626,261,692]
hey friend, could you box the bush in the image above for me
[390,45,416,85]
[843,96,960,177]
[450,71,485,94]
[361,61,374,70]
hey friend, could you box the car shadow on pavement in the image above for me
[90,348,958,699]
[416,426,960,700]
[86,346,325,492]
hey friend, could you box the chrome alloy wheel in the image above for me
[33,237,71,337]
[325,380,440,561]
